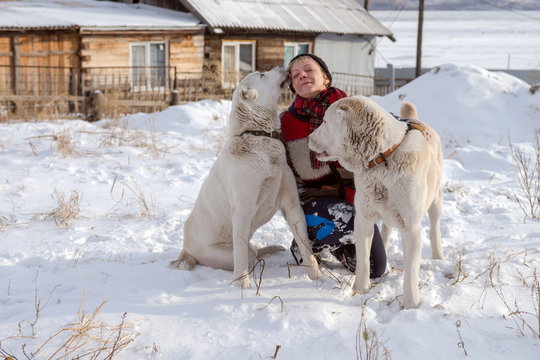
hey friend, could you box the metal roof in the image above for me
[0,0,203,32]
[178,0,394,39]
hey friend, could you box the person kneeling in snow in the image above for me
[281,53,386,277]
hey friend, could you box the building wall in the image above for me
[314,34,377,77]
[204,33,315,71]
[0,32,80,95]
[80,31,204,73]
[0,32,80,68]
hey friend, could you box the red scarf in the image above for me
[290,87,347,168]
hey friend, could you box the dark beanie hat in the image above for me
[287,53,332,94]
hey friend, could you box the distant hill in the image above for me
[368,0,540,11]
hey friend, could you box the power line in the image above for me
[475,0,540,21]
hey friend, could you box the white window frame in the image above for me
[284,42,311,66]
[129,41,168,91]
[221,40,256,88]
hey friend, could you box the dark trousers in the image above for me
[300,197,387,278]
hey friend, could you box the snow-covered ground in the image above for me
[0,64,539,359]
[373,10,540,70]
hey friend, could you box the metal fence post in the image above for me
[171,89,179,106]
[89,89,104,121]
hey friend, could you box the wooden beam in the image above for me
[9,36,18,94]
[415,0,424,78]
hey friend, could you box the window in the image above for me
[222,41,255,87]
[284,42,310,66]
[130,42,167,89]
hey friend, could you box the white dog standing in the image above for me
[308,96,444,309]
[171,67,320,288]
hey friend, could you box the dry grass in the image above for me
[28,129,79,158]
[2,300,140,360]
[125,182,156,220]
[99,118,170,159]
[509,131,540,221]
[493,265,539,338]
[455,320,469,356]
[33,301,139,360]
[355,306,392,360]
[44,190,82,228]
[108,179,157,220]
[474,249,540,338]
[13,271,61,339]
[1,94,80,123]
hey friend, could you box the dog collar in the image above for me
[367,120,431,169]
[238,130,281,139]
[367,140,404,169]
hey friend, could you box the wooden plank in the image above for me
[0,95,83,102]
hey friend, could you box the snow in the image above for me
[373,10,540,70]
[0,63,538,359]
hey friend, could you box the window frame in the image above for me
[129,41,169,91]
[284,42,311,66]
[221,40,256,88]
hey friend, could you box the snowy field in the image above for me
[0,63,538,359]
[372,10,540,70]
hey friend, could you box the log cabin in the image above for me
[0,0,393,117]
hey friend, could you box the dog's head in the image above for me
[233,67,290,109]
[308,96,388,171]
[228,67,290,136]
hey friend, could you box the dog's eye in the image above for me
[259,73,265,78]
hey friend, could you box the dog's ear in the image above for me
[240,87,258,101]
[336,104,352,119]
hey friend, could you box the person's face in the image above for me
[289,57,330,99]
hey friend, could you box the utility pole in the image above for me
[415,0,424,77]
[364,0,370,11]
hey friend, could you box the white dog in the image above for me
[170,67,320,288]
[308,96,444,309]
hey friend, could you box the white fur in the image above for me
[308,96,444,309]
[171,67,320,288]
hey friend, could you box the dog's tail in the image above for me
[169,250,197,270]
[400,101,418,120]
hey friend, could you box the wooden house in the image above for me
[124,0,395,93]
[0,0,205,116]
[0,0,394,118]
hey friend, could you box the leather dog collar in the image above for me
[367,119,431,169]
[238,130,281,139]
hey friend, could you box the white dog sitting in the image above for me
[170,67,320,288]
[308,96,444,309]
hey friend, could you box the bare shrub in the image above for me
[475,249,539,338]
[144,120,169,160]
[2,300,140,360]
[455,320,469,356]
[0,215,10,231]
[29,129,78,157]
[45,190,82,228]
[109,180,157,220]
[492,265,539,338]
[15,271,61,338]
[125,182,156,220]
[99,118,169,159]
[355,306,392,360]
[509,131,540,220]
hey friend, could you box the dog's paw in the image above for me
[169,259,194,270]
[307,267,322,280]
[352,278,370,294]
[403,297,422,310]
[169,250,197,270]
[303,255,321,280]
